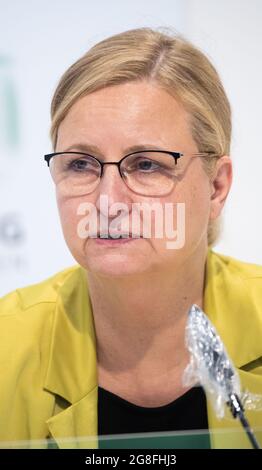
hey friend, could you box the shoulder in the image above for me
[209,249,262,280]
[0,267,82,443]
[207,249,262,313]
[205,250,262,369]
[209,251,262,308]
[0,265,82,357]
[0,265,81,317]
[208,249,262,299]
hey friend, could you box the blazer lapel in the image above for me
[46,386,98,449]
[43,266,99,448]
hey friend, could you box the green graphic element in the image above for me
[0,56,19,150]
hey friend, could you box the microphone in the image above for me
[183,304,260,449]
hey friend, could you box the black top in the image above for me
[98,386,210,448]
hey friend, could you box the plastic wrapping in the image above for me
[183,304,261,419]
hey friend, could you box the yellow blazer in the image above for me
[0,249,261,448]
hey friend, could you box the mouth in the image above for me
[90,232,143,245]
[96,232,142,239]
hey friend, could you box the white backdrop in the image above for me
[0,0,261,296]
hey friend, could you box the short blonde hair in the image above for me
[50,27,231,246]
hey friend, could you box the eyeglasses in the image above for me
[44,150,214,197]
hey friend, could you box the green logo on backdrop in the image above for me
[0,56,19,151]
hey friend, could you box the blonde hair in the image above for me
[50,27,231,246]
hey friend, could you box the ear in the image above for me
[209,156,233,221]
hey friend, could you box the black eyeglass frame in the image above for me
[44,150,214,177]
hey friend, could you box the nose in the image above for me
[95,164,133,216]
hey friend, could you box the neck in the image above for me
[87,246,208,384]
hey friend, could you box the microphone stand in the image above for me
[228,393,260,450]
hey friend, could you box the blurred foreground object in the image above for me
[184,304,261,449]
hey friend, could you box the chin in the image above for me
[83,252,150,278]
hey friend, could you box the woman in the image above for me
[0,27,261,449]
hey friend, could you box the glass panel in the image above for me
[1,427,261,449]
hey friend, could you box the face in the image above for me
[55,81,219,278]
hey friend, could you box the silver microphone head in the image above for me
[183,304,241,418]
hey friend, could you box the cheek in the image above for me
[154,173,211,250]
[183,179,211,241]
[56,193,84,248]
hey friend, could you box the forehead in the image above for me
[56,81,195,153]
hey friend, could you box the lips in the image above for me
[97,232,142,239]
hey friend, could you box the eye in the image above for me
[127,156,162,173]
[67,157,99,173]
[137,158,160,172]
[69,158,89,171]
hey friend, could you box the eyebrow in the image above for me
[63,142,165,159]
